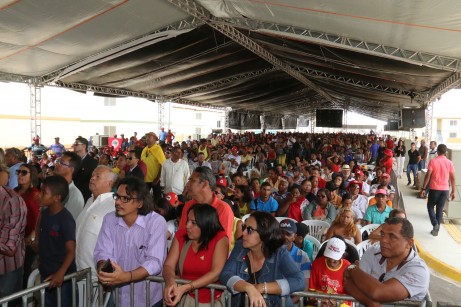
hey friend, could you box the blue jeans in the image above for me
[418,160,426,171]
[407,163,418,183]
[427,189,449,226]
[0,266,23,307]
[41,278,77,307]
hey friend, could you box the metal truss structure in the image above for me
[222,18,461,72]
[425,101,433,141]
[292,65,425,102]
[426,72,461,104]
[29,85,42,142]
[158,99,165,130]
[169,67,277,100]
[166,0,335,103]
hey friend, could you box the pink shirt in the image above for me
[428,155,455,190]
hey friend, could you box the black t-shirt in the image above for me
[408,149,420,164]
[38,207,76,278]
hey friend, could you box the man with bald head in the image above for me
[76,165,117,279]
[141,132,166,200]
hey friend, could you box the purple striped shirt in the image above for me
[94,211,167,306]
[0,186,27,274]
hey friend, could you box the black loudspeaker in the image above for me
[387,120,399,131]
[316,109,343,128]
[399,108,425,129]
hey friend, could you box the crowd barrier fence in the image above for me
[0,268,427,307]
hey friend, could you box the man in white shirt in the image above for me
[54,151,84,220]
[76,165,117,280]
[160,147,190,197]
[227,146,241,174]
[192,152,212,171]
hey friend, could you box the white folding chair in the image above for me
[304,234,321,259]
[241,214,251,223]
[360,223,380,240]
[275,217,298,224]
[356,239,378,258]
[301,220,330,242]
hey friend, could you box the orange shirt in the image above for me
[179,195,234,249]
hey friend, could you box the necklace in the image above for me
[248,252,258,284]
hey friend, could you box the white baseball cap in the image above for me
[324,237,346,260]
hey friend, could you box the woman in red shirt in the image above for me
[14,163,41,287]
[163,204,229,306]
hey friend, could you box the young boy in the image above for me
[36,175,76,307]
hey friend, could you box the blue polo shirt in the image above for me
[250,196,278,213]
[289,245,311,278]
[364,204,392,224]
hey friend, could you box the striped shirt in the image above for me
[0,186,27,274]
[94,211,167,306]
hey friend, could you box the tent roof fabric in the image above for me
[1,0,461,121]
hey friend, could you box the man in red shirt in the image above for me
[421,144,456,236]
[179,167,234,247]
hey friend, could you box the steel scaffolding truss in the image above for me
[158,99,165,130]
[425,101,433,141]
[291,65,424,99]
[29,85,42,142]
[426,72,461,104]
[166,0,335,103]
[221,18,461,72]
[169,67,277,100]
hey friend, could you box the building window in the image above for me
[104,126,116,136]
[196,113,202,120]
[449,132,457,138]
[104,97,116,106]
[449,120,457,126]
[217,120,221,128]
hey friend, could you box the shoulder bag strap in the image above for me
[178,240,193,277]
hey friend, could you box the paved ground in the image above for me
[429,270,461,305]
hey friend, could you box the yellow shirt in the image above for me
[141,144,166,182]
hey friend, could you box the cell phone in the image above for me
[101,259,114,273]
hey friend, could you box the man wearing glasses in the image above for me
[94,176,167,307]
[72,137,98,202]
[344,217,430,305]
[54,151,84,221]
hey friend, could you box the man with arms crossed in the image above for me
[344,217,429,306]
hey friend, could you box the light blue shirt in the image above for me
[7,162,23,189]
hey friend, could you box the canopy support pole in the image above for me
[157,99,165,131]
[29,84,42,143]
[425,102,433,142]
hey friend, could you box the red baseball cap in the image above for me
[165,192,178,206]
[375,189,388,196]
[384,149,393,157]
[231,146,238,152]
[216,177,227,188]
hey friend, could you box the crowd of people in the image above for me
[1,129,444,306]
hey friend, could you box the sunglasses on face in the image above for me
[16,170,29,176]
[242,224,259,235]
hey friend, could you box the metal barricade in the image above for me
[0,268,92,307]
[91,275,425,307]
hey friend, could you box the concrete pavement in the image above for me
[398,177,461,283]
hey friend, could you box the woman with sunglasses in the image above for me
[163,204,229,306]
[220,211,305,307]
[302,188,337,225]
[14,163,41,287]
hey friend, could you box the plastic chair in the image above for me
[241,214,251,223]
[276,217,298,224]
[304,234,321,259]
[301,220,330,242]
[356,239,378,258]
[360,223,380,241]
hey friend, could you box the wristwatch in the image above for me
[347,264,357,271]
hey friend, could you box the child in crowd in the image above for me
[35,175,76,307]
[309,237,351,306]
